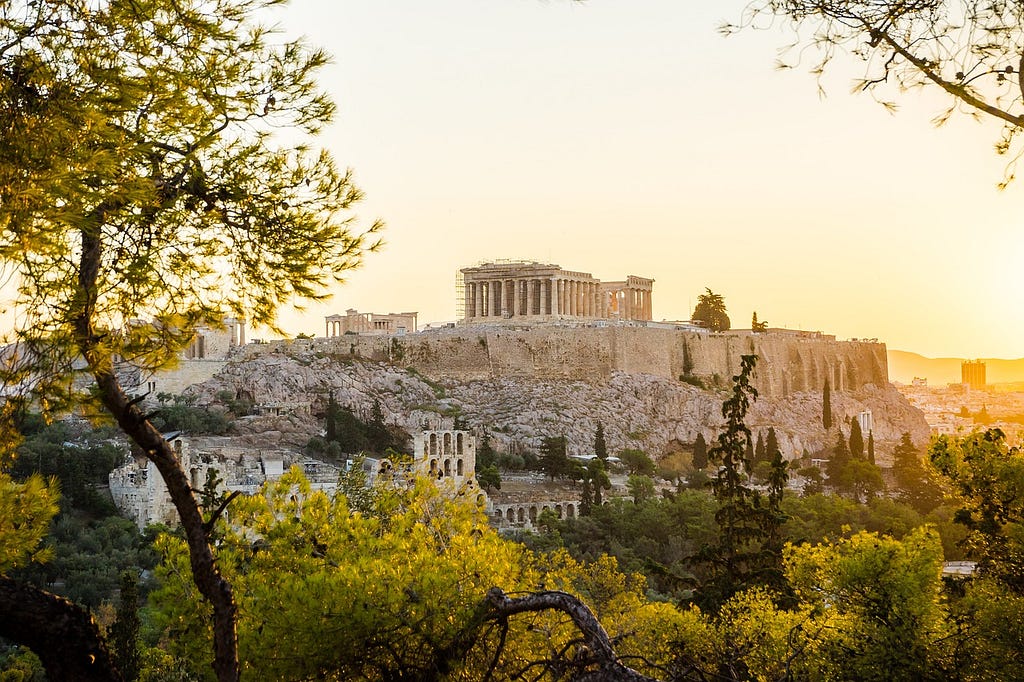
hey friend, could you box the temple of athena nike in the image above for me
[459,261,653,323]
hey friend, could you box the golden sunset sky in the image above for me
[266,0,1022,359]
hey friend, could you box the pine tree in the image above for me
[477,430,497,469]
[822,379,833,430]
[594,421,608,460]
[893,432,941,513]
[692,354,787,611]
[539,436,570,481]
[692,432,708,470]
[849,418,865,460]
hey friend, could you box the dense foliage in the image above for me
[691,288,730,332]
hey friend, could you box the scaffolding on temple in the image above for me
[454,269,465,321]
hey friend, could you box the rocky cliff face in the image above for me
[187,329,928,464]
[236,327,887,399]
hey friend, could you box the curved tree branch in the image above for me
[484,588,661,682]
[871,23,1024,128]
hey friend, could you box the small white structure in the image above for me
[856,410,874,436]
[325,309,418,337]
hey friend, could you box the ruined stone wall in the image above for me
[246,327,888,398]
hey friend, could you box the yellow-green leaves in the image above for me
[0,473,59,573]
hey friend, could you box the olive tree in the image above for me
[0,0,379,679]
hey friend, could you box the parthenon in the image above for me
[460,261,653,323]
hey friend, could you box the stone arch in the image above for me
[457,432,464,455]
[555,504,563,519]
[429,459,438,475]
[457,459,464,476]
[444,459,451,476]
[429,433,438,458]
[517,508,525,523]
[566,503,575,518]
[529,506,537,523]
[443,432,453,456]
[506,508,515,522]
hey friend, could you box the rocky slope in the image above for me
[187,341,929,465]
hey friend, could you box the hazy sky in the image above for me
[263,1,1023,359]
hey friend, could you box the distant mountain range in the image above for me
[888,350,1024,385]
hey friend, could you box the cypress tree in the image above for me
[823,379,833,430]
[325,394,340,442]
[766,427,781,463]
[849,417,865,460]
[110,572,141,681]
[692,432,708,470]
[755,431,767,465]
[867,430,875,465]
[594,421,608,460]
[826,428,849,488]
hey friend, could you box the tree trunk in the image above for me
[73,224,239,681]
[0,577,122,682]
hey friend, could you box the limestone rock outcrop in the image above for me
[186,330,928,463]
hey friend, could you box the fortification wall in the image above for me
[240,327,888,398]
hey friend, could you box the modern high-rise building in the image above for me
[962,360,986,390]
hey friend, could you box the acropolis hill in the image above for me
[154,260,926,462]
[184,326,925,463]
